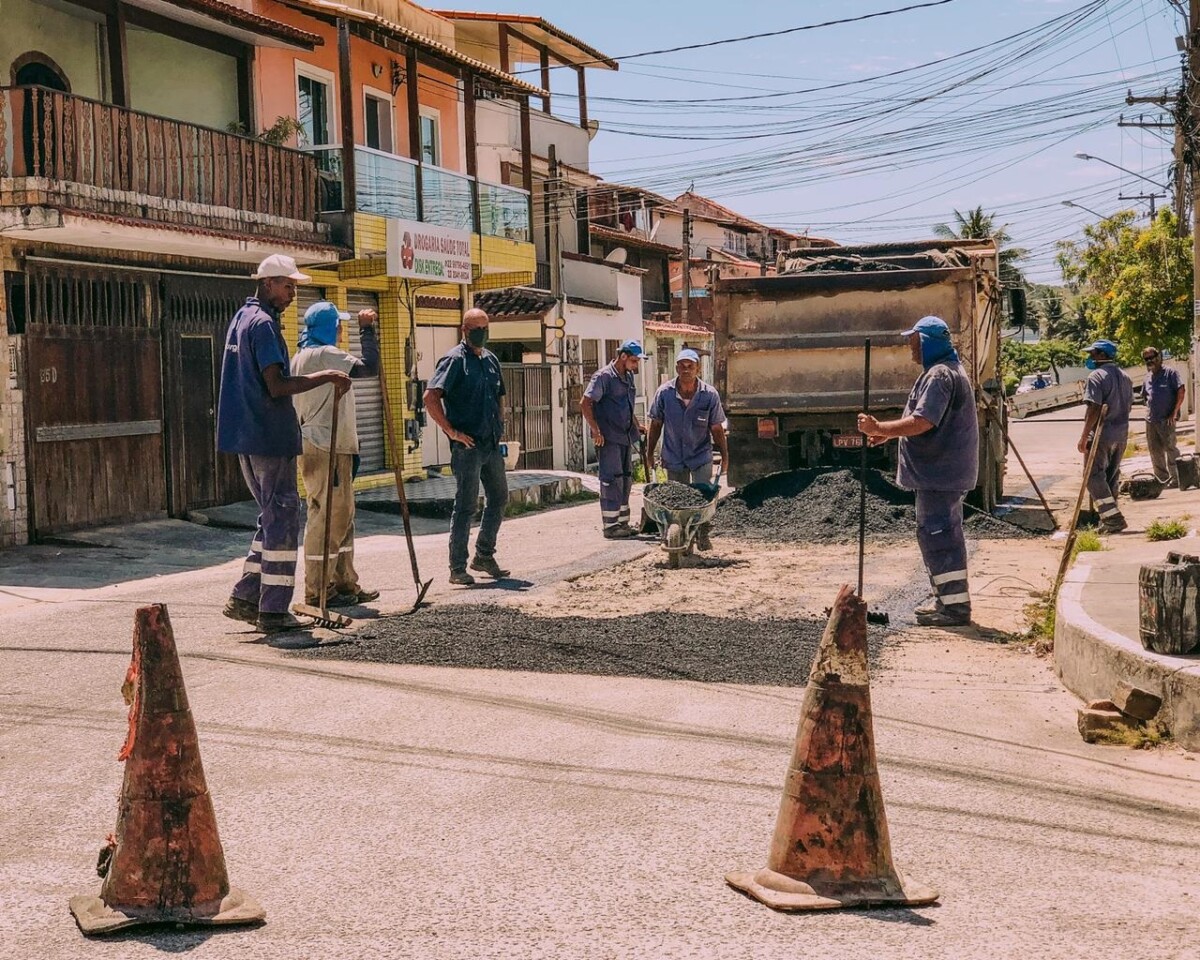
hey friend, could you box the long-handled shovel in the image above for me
[1052,403,1108,598]
[858,338,890,627]
[378,333,433,612]
[293,399,353,629]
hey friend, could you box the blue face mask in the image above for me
[919,333,958,370]
[1085,357,1098,370]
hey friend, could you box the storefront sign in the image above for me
[386,219,472,283]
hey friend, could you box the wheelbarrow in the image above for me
[641,480,720,569]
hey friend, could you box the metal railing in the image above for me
[533,261,553,291]
[0,85,317,221]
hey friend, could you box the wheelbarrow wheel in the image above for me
[666,523,684,569]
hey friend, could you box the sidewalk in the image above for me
[1054,451,1200,750]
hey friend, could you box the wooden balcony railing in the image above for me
[0,86,317,223]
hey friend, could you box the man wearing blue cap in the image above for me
[646,348,728,550]
[858,316,978,627]
[218,255,352,633]
[1079,339,1133,532]
[582,340,645,538]
[291,301,382,608]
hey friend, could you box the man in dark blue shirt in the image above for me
[581,340,644,538]
[218,254,351,633]
[424,308,509,585]
[1142,346,1186,487]
[859,316,978,627]
[1079,339,1133,532]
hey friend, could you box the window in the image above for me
[297,67,335,146]
[364,90,393,153]
[722,229,747,256]
[419,109,440,166]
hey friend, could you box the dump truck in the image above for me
[712,238,1006,509]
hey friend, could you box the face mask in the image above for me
[467,327,489,348]
[1085,358,1098,370]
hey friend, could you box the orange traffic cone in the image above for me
[70,604,264,935]
[726,584,938,911]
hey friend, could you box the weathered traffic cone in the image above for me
[70,604,264,935]
[726,584,938,911]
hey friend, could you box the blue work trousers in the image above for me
[449,440,508,573]
[1087,440,1126,526]
[598,442,633,530]
[915,489,971,617]
[231,454,300,614]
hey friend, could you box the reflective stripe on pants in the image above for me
[598,443,633,529]
[915,488,970,614]
[231,454,300,614]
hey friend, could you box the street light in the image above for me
[1061,199,1107,219]
[1073,152,1169,190]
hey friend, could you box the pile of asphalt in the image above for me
[296,604,885,685]
[714,468,1036,544]
[645,481,711,510]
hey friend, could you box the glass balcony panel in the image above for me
[479,181,531,242]
[355,146,418,220]
[421,165,475,232]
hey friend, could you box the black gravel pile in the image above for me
[295,604,885,686]
[714,468,1036,544]
[645,481,711,510]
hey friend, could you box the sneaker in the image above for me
[324,592,364,609]
[1100,516,1129,533]
[222,596,258,625]
[915,608,971,627]
[603,524,636,540]
[256,611,311,634]
[470,556,511,579]
[449,569,476,586]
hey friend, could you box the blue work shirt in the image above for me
[1084,363,1133,445]
[896,360,979,492]
[584,361,640,446]
[649,378,725,471]
[216,297,301,457]
[428,341,505,447]
[1144,366,1183,423]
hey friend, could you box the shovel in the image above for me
[858,338,889,627]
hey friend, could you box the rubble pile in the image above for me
[646,481,711,509]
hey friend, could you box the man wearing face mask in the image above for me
[1078,339,1133,532]
[1142,346,1185,488]
[581,340,645,538]
[424,308,510,585]
[857,316,978,627]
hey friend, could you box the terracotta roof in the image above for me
[474,286,557,318]
[431,11,618,69]
[589,224,680,255]
[645,320,713,336]
[276,0,547,96]
[156,0,323,47]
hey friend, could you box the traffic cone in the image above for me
[70,604,264,935]
[726,584,938,911]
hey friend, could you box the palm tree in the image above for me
[934,205,1032,329]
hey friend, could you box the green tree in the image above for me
[1056,209,1192,361]
[933,205,1031,289]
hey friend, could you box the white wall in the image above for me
[564,271,643,345]
[127,27,238,130]
[476,99,519,185]
[3,0,105,99]
[529,110,589,170]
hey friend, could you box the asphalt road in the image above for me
[2,414,1199,959]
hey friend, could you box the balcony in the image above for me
[316,146,530,243]
[0,86,325,247]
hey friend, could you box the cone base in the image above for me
[725,867,939,912]
[69,886,265,936]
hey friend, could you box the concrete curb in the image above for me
[1054,555,1200,750]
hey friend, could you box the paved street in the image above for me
[2,412,1200,959]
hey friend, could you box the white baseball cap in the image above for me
[252,254,310,282]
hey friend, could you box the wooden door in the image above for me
[179,336,217,507]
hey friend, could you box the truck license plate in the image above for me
[833,434,863,449]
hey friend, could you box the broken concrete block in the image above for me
[1077,707,1141,744]
[1086,699,1118,712]
[1111,681,1163,722]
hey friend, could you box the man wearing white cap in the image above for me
[291,300,381,608]
[217,254,352,633]
[646,347,728,549]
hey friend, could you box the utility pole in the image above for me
[1189,0,1200,433]
[1118,192,1166,217]
[681,208,692,325]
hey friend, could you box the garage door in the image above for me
[295,288,385,473]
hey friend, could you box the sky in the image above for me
[498,0,1182,286]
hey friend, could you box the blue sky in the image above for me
[502,0,1181,285]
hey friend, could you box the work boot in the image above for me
[449,569,476,586]
[256,611,311,634]
[326,588,381,607]
[1100,516,1129,533]
[915,607,971,627]
[695,524,713,551]
[222,596,258,625]
[603,524,636,540]
[470,556,511,579]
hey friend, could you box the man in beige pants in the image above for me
[291,300,381,607]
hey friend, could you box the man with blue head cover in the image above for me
[291,300,381,607]
[1078,339,1133,532]
[858,316,979,627]
[646,347,728,550]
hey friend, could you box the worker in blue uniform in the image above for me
[1079,339,1133,532]
[581,340,645,539]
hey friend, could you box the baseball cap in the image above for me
[618,339,644,357]
[1083,339,1117,358]
[901,316,951,339]
[676,348,701,364]
[252,253,310,282]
